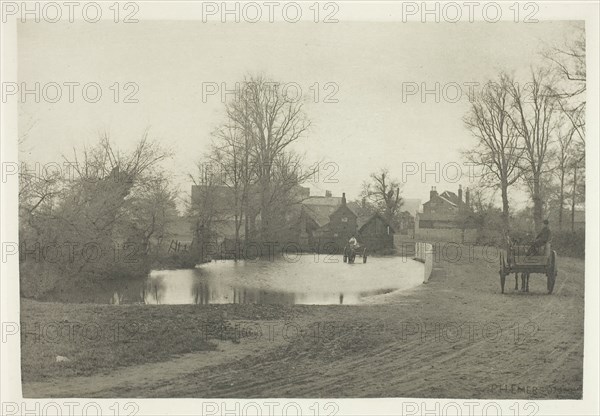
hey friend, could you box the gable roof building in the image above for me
[298,191,395,251]
[416,185,477,243]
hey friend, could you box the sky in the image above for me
[17,19,581,210]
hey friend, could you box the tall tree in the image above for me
[554,123,576,230]
[226,75,310,241]
[507,69,558,232]
[463,74,523,241]
[209,118,257,247]
[545,24,586,230]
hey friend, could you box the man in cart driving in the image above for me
[527,220,552,256]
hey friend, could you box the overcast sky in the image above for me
[18,20,581,209]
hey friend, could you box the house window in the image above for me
[341,217,348,223]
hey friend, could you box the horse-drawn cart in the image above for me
[343,244,367,264]
[499,241,557,294]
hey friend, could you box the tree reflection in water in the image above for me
[52,255,424,305]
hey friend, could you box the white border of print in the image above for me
[1,2,598,415]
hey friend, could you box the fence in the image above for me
[414,242,433,283]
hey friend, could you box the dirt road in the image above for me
[22,254,584,399]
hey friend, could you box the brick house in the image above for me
[357,212,395,251]
[299,192,395,252]
[416,185,477,242]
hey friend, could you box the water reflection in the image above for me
[131,255,424,305]
[190,285,297,305]
[52,255,423,305]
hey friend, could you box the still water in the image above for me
[105,255,424,306]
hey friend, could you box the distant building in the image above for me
[395,198,420,237]
[189,183,396,252]
[356,211,396,251]
[190,183,310,247]
[416,185,477,243]
[299,191,395,252]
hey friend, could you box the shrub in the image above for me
[552,229,585,259]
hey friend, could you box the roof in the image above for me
[357,212,371,229]
[358,212,395,233]
[439,191,459,206]
[346,201,361,216]
[302,203,337,227]
[302,196,343,207]
[301,196,342,227]
[301,197,363,228]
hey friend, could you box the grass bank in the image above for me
[20,300,300,382]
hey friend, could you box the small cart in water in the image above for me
[499,241,557,294]
[343,244,367,264]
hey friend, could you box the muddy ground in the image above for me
[21,252,584,399]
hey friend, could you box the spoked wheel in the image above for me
[546,250,557,294]
[499,253,507,294]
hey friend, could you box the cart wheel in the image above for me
[499,253,506,294]
[362,248,367,263]
[547,251,557,294]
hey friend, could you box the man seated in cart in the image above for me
[527,219,552,256]
[348,235,360,250]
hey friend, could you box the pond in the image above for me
[44,255,423,305]
[103,254,424,306]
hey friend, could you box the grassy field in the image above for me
[20,300,299,381]
[21,251,585,399]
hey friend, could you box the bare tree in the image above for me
[20,132,172,295]
[569,141,585,231]
[552,122,576,230]
[226,75,311,241]
[545,25,586,231]
[507,69,558,232]
[209,119,257,246]
[463,74,523,240]
[129,175,178,253]
[544,23,585,104]
[361,168,403,228]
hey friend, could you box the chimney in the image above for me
[342,192,347,205]
[430,186,438,200]
[458,184,463,203]
[465,187,470,208]
[361,197,366,209]
[325,190,332,197]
